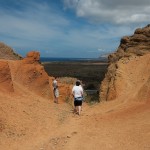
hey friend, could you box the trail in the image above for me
[35,100,150,150]
[0,88,150,150]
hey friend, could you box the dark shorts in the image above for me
[74,100,82,106]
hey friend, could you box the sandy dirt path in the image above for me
[36,100,150,150]
[0,91,150,150]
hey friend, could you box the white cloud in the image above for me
[63,0,79,9]
[0,0,73,56]
[0,1,69,41]
[63,0,150,24]
[0,0,149,58]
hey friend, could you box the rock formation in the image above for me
[100,24,150,102]
[0,50,51,99]
[0,49,74,150]
[0,46,73,101]
[0,61,14,92]
[0,42,22,60]
[10,51,51,99]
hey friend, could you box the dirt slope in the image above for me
[0,42,22,60]
[0,54,150,150]
[0,91,150,150]
[101,54,150,102]
[0,60,14,92]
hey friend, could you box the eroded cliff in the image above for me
[0,51,51,98]
[100,25,150,102]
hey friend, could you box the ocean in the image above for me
[40,57,107,62]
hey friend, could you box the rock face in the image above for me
[9,51,51,99]
[0,51,51,99]
[0,42,22,60]
[100,25,150,102]
[0,50,74,100]
[23,51,40,64]
[0,61,14,92]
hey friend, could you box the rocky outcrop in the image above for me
[0,42,22,60]
[100,25,150,102]
[0,51,51,99]
[0,50,74,101]
[22,51,40,64]
[8,51,51,99]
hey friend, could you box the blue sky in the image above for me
[0,0,150,58]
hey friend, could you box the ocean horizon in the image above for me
[40,57,107,62]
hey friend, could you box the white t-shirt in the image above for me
[53,80,57,89]
[72,85,83,98]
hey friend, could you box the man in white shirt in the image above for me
[72,80,83,115]
[52,77,59,103]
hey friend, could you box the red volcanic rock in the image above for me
[0,50,51,99]
[0,61,14,92]
[10,51,50,99]
[22,51,40,64]
[9,51,51,99]
[100,25,150,102]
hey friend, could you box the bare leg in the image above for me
[54,96,58,103]
[78,106,81,115]
[54,96,56,103]
[56,97,58,103]
[53,90,56,103]
[75,106,78,113]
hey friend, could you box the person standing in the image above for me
[72,80,83,115]
[52,77,59,104]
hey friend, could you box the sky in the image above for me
[0,0,150,58]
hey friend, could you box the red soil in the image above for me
[0,52,150,150]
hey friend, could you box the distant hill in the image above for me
[0,42,22,60]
